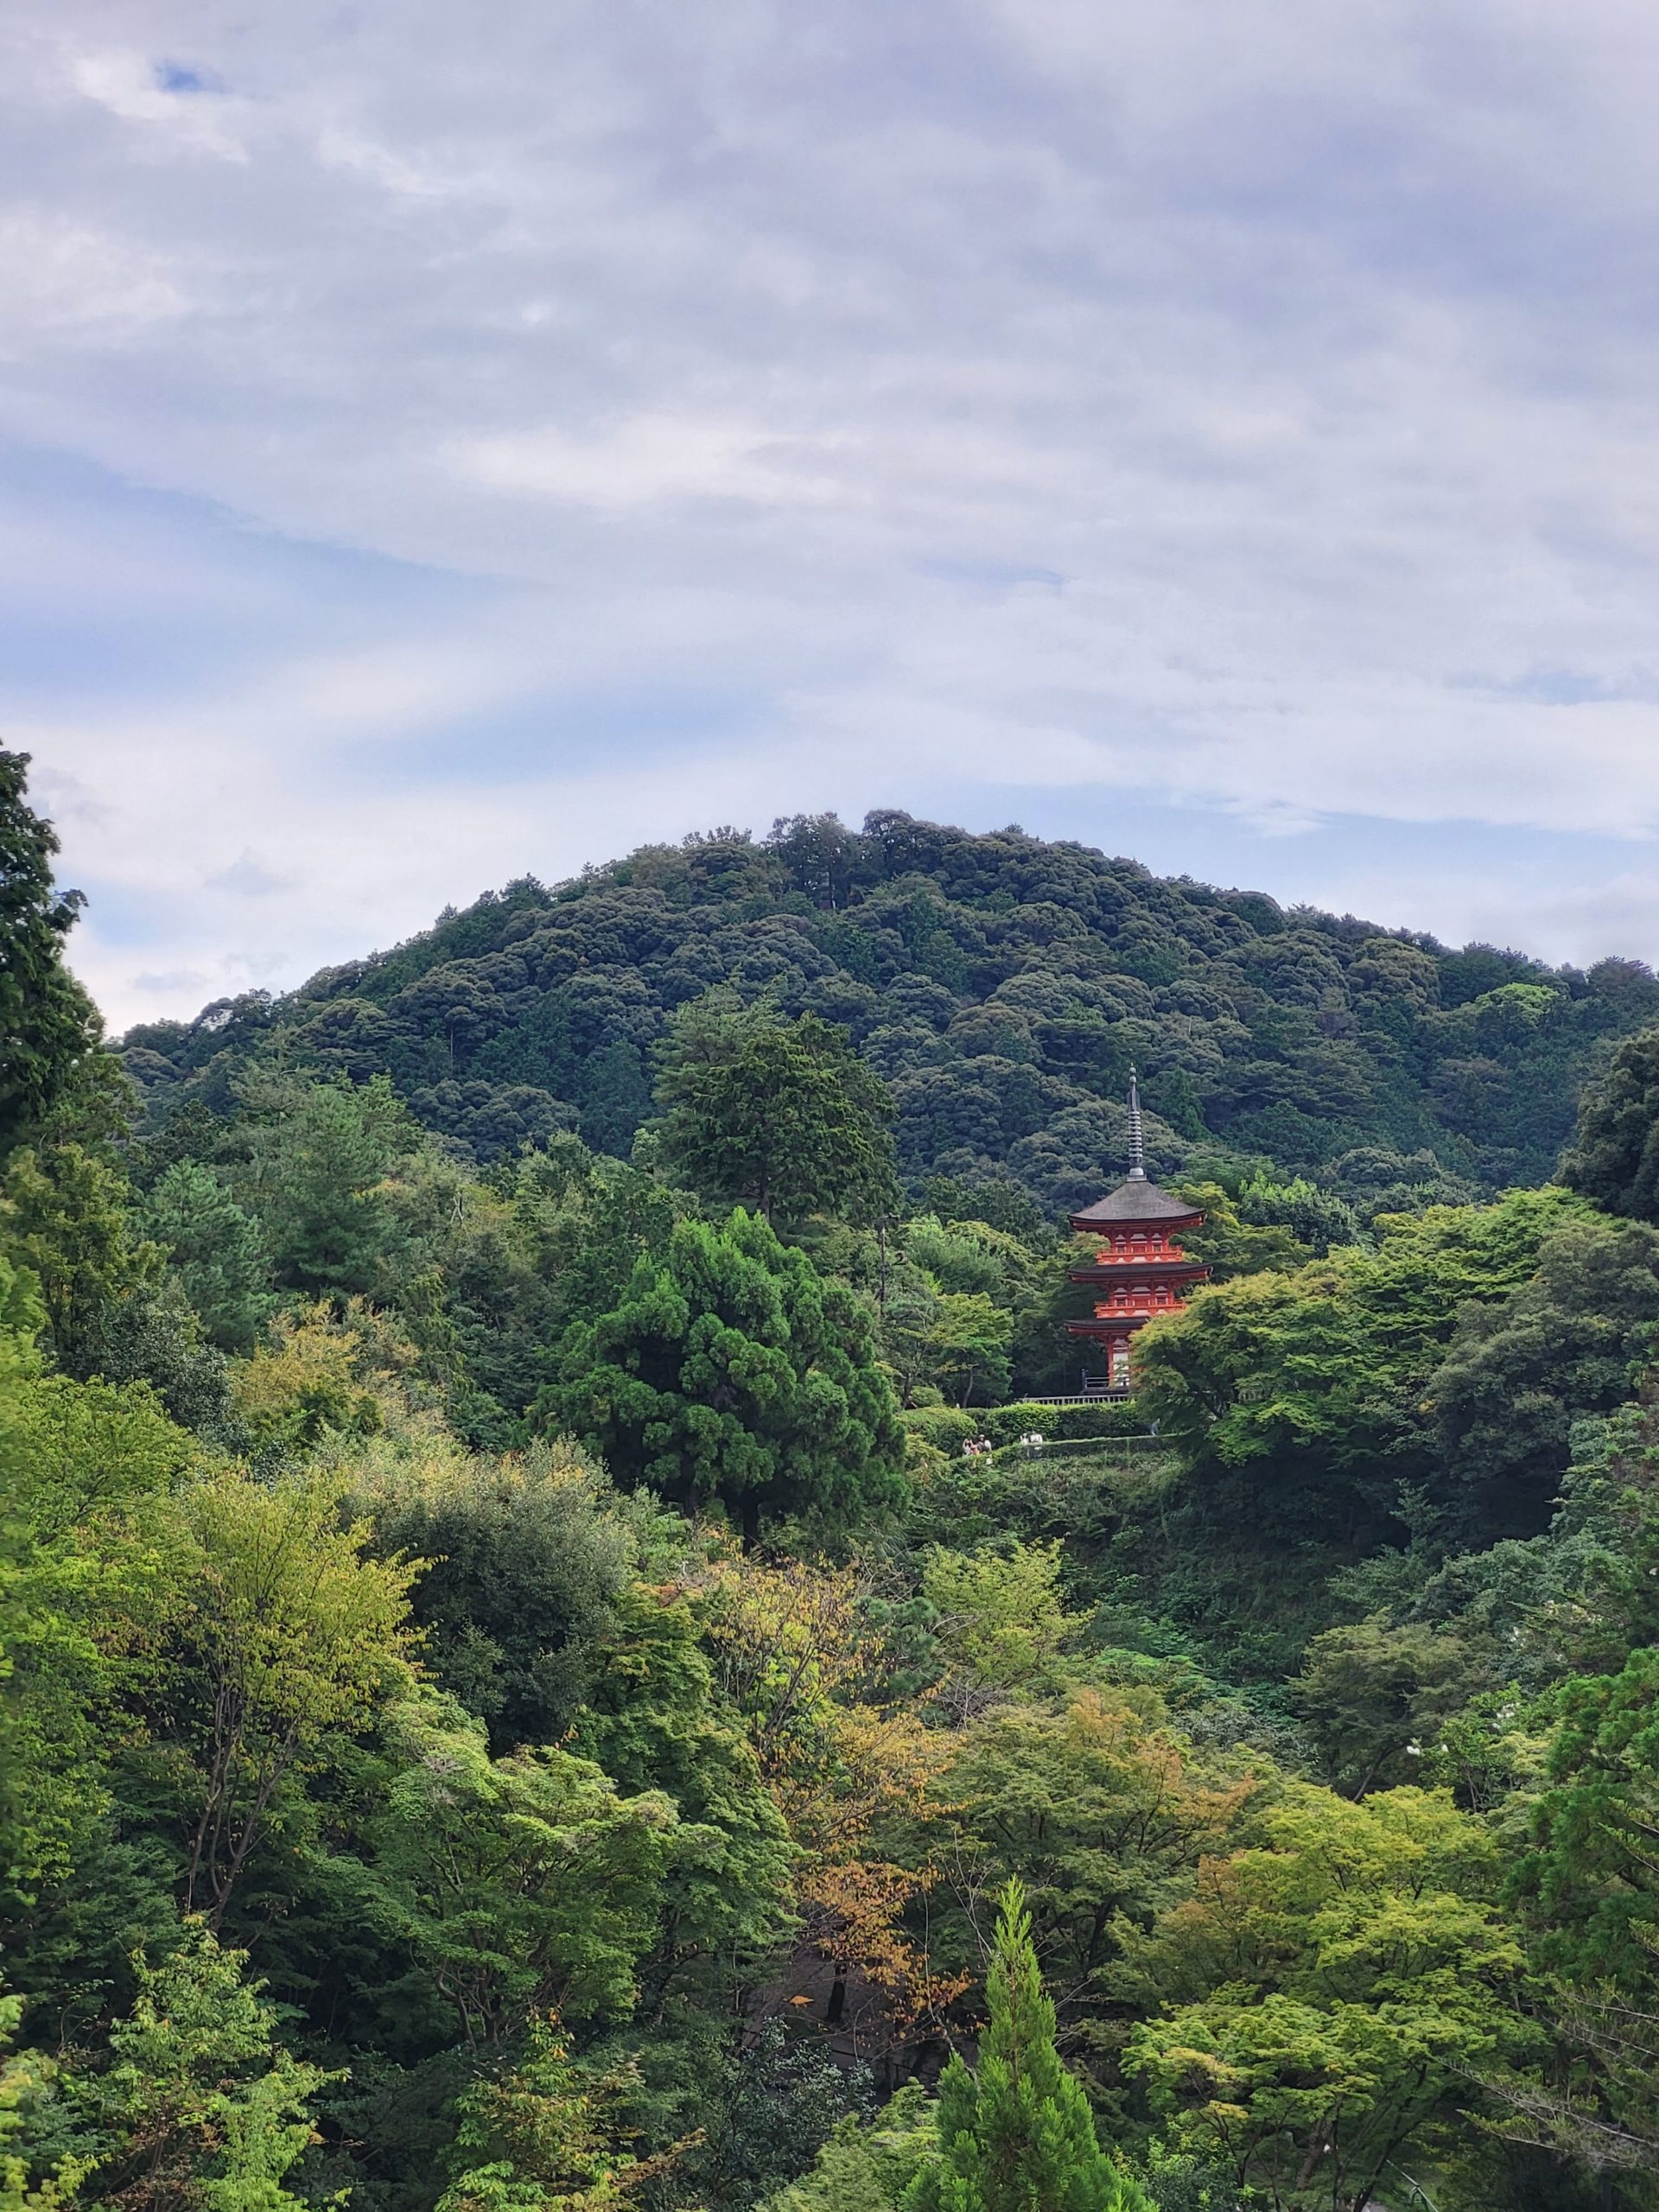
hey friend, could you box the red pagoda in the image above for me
[1065,1072,1210,1392]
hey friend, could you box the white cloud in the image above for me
[68,47,251,161]
[0,210,185,350]
[3,0,1659,1020]
[454,414,855,510]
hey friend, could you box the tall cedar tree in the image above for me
[905,1878,1149,2212]
[537,1207,906,1540]
[0,751,104,1158]
[656,1003,899,1226]
[1560,1023,1659,1223]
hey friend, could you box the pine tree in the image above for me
[905,1879,1150,2212]
[142,1160,274,1350]
[537,1206,906,1540]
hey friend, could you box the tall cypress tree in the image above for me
[906,1879,1151,2212]
[0,749,104,1158]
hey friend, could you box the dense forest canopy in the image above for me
[120,810,1659,1212]
[9,755,1659,2212]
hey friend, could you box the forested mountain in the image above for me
[10,757,1659,2212]
[120,810,1659,1211]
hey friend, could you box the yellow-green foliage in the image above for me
[0,1302,197,1899]
[921,1541,1077,1695]
[1125,1786,1529,2207]
[229,1300,392,1449]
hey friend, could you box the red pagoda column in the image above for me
[1065,1072,1210,1392]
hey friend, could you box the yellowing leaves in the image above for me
[699,1548,959,2033]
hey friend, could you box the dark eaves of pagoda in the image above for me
[1068,1178,1201,1225]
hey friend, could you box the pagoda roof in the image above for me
[1068,1257,1208,1281]
[1068,1175,1201,1226]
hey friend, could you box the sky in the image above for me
[9,2,1659,1031]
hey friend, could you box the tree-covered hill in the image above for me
[119,811,1659,1212]
[16,755,1659,2209]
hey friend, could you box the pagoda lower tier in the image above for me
[1068,1313,1162,1341]
[1065,1310,1155,1392]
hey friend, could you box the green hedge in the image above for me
[899,1398,1151,1452]
[899,1404,979,1455]
[983,1399,1150,1443]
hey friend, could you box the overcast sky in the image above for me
[9,1,1659,1030]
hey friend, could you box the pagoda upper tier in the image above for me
[1068,1177,1206,1231]
[1065,1076,1211,1389]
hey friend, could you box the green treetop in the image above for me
[435,2013,685,2212]
[1560,1022,1659,1222]
[0,1145,159,1378]
[905,1877,1149,2212]
[656,1000,899,1227]
[537,1207,906,1541]
[227,1067,423,1295]
[141,1160,273,1351]
[0,753,105,1162]
[1518,1646,1659,1993]
[3,1923,328,2212]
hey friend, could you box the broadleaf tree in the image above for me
[656,1001,899,1227]
[1560,1023,1659,1222]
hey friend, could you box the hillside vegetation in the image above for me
[121,810,1659,1209]
[6,757,1659,2212]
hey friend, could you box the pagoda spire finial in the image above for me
[1127,1067,1146,1180]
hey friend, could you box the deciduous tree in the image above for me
[156,1473,416,1925]
[10,1923,328,2212]
[1125,1786,1529,2212]
[372,1693,681,2045]
[435,2013,690,2212]
[1560,1024,1659,1221]
[0,1308,194,1905]
[0,1145,158,1377]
